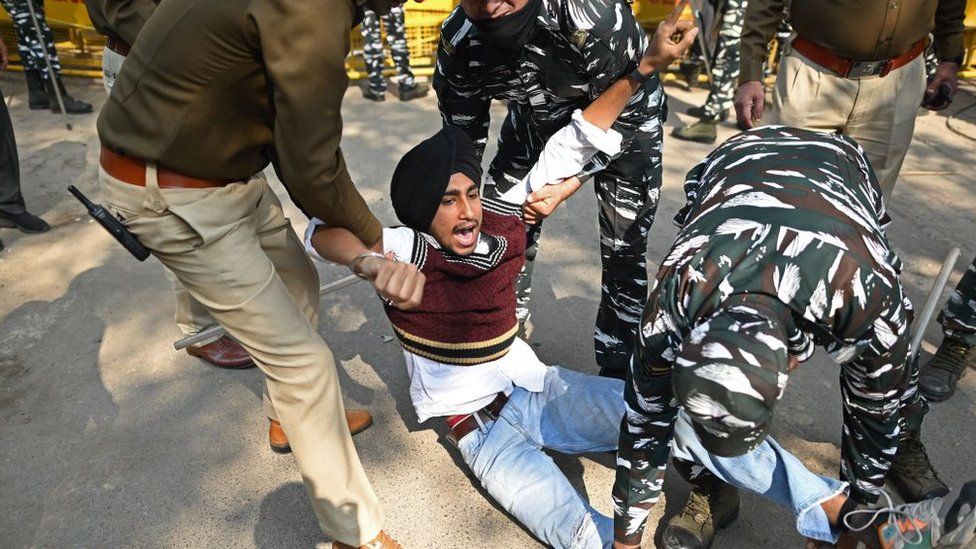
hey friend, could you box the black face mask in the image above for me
[470,0,543,51]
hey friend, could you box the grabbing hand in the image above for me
[523,176,582,225]
[355,253,425,310]
[921,61,958,111]
[640,0,699,75]
[733,80,764,128]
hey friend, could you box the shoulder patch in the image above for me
[570,29,588,48]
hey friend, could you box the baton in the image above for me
[909,247,961,363]
[173,274,364,350]
[24,0,71,131]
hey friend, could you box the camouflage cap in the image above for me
[673,295,792,457]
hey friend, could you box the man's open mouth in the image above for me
[453,223,479,248]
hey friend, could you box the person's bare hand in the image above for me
[640,0,699,75]
[523,176,582,225]
[358,255,425,310]
[733,80,764,128]
[0,39,8,71]
[804,538,835,549]
[921,61,959,111]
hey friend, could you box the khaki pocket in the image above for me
[163,180,263,247]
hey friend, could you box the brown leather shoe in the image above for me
[268,409,374,454]
[333,530,401,549]
[268,418,291,454]
[186,335,255,369]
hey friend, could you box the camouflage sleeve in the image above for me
[565,0,653,175]
[432,11,492,160]
[836,294,914,504]
[612,307,679,545]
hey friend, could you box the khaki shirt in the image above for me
[83,0,156,45]
[740,0,967,83]
[97,0,382,246]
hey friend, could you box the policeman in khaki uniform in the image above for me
[95,0,421,547]
[85,0,257,370]
[733,0,967,197]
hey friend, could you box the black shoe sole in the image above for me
[920,386,954,402]
[0,218,50,234]
[270,442,292,454]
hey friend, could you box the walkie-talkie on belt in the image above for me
[68,185,151,261]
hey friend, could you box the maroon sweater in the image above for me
[384,197,526,365]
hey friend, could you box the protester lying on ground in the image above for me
[303,123,627,548]
[920,255,976,402]
[613,126,975,549]
[296,28,693,543]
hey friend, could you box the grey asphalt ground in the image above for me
[1,73,974,549]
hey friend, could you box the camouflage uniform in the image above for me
[939,256,976,345]
[700,0,746,120]
[359,6,416,93]
[612,126,928,544]
[434,0,666,377]
[0,0,61,78]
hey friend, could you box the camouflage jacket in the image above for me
[612,126,925,543]
[433,0,664,180]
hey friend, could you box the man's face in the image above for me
[459,0,531,20]
[362,0,404,16]
[428,173,483,255]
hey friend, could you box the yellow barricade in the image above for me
[0,0,973,80]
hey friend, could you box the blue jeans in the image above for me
[455,366,624,549]
[671,411,848,543]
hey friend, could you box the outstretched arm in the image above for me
[309,225,425,310]
[521,0,698,223]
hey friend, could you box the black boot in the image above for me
[888,430,949,502]
[0,210,51,233]
[919,335,975,402]
[44,75,93,115]
[25,70,50,110]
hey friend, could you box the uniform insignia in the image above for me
[570,29,588,49]
[441,37,454,56]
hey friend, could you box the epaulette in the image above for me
[439,7,473,56]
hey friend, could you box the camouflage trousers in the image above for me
[0,0,61,78]
[939,255,976,345]
[359,7,415,93]
[701,0,746,119]
[486,113,663,377]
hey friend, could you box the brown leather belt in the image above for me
[445,392,509,447]
[100,147,239,189]
[105,35,131,57]
[791,36,927,78]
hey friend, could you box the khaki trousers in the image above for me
[100,166,383,545]
[769,47,927,197]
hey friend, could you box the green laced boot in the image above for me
[662,477,740,549]
[671,120,718,144]
[919,335,975,402]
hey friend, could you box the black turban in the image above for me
[391,125,482,232]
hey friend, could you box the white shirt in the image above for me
[304,111,621,422]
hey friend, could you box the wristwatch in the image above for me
[939,55,965,66]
